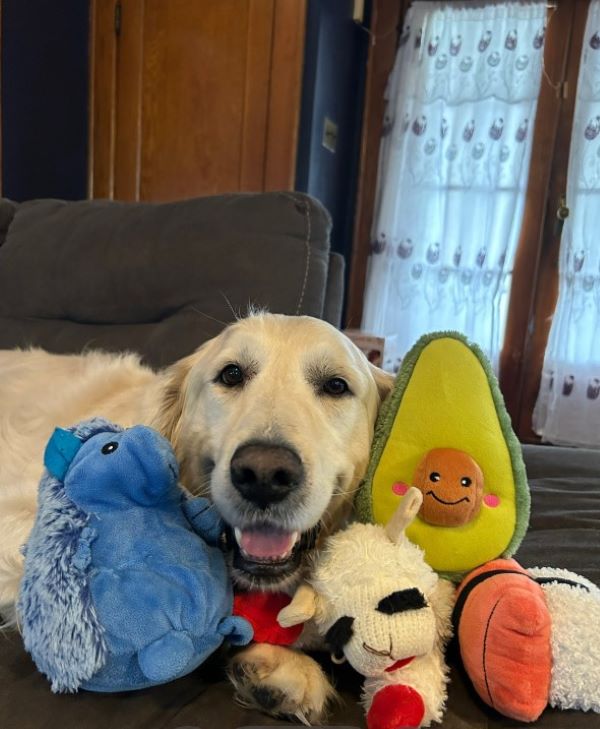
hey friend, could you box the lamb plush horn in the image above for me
[385,486,423,543]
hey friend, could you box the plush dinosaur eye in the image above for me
[429,471,441,482]
[101,442,119,455]
[461,476,472,487]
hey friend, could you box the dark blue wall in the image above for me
[1,0,90,201]
[296,0,369,296]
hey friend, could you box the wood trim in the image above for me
[113,0,144,201]
[240,0,275,191]
[514,0,591,441]
[345,0,407,328]
[500,0,576,432]
[88,0,118,198]
[264,0,307,191]
[0,0,3,198]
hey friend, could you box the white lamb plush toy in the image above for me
[529,566,600,713]
[278,488,455,729]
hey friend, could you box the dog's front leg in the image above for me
[229,642,335,723]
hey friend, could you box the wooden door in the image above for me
[89,0,306,201]
[503,0,592,441]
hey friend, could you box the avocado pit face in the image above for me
[412,448,484,527]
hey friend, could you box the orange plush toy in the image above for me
[454,559,552,722]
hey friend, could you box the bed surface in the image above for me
[1,443,599,729]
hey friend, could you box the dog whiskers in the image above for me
[190,306,228,328]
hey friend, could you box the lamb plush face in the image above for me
[311,523,439,677]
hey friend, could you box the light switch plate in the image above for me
[322,117,338,153]
[353,0,365,23]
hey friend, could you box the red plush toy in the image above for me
[233,592,304,646]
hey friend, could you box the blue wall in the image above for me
[296,0,369,287]
[1,0,90,201]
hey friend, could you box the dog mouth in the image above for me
[234,527,300,563]
[224,524,319,579]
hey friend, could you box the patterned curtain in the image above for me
[533,0,600,447]
[361,0,546,372]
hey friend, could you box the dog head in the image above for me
[154,313,393,590]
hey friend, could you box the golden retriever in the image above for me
[0,312,392,721]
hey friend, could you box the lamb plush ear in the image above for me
[277,584,318,627]
[385,486,423,543]
[44,428,82,480]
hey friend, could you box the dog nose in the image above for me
[230,443,304,508]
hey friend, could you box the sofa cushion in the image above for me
[0,192,339,368]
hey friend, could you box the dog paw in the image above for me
[229,642,335,724]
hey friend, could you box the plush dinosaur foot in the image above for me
[137,630,195,683]
[367,684,425,729]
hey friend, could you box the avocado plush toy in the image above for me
[18,418,253,693]
[356,331,530,579]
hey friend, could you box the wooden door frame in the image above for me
[88,0,306,200]
[264,0,307,192]
[506,0,591,441]
[500,0,581,437]
[0,1,3,198]
[345,0,407,328]
[88,0,118,199]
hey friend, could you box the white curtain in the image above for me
[362,0,546,372]
[533,0,600,448]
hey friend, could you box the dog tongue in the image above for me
[239,529,297,559]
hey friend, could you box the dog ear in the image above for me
[153,344,210,445]
[369,362,394,404]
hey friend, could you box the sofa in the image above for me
[0,192,343,365]
[0,192,599,729]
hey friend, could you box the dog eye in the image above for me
[429,471,441,482]
[461,476,472,487]
[322,377,350,396]
[219,364,244,387]
[101,442,119,455]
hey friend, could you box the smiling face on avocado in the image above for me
[413,448,483,527]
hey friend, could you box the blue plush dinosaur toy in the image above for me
[18,418,252,693]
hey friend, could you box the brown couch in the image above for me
[1,193,599,729]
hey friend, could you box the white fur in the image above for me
[530,567,600,713]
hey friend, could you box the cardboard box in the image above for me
[344,329,400,372]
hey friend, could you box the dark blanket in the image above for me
[1,444,599,729]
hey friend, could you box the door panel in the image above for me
[90,0,305,201]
